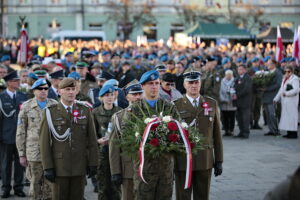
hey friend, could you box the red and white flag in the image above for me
[276,26,283,62]
[292,28,300,64]
[17,28,29,65]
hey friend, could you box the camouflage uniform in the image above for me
[16,98,57,199]
[93,104,122,200]
[123,99,179,200]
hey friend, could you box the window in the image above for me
[280,22,294,28]
[205,0,214,7]
[234,0,243,4]
[170,24,184,37]
[19,0,30,4]
[89,23,103,31]
[283,0,293,4]
[143,23,157,40]
[51,0,61,3]
[49,19,61,29]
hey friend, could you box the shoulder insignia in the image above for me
[204,96,217,104]
[75,100,93,109]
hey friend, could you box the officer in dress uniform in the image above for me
[92,85,122,200]
[174,69,223,200]
[109,80,143,200]
[16,79,57,200]
[39,78,98,200]
[123,70,180,200]
[0,71,27,198]
[48,69,65,100]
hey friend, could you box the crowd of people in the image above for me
[0,38,299,200]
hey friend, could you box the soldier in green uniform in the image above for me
[39,78,98,200]
[68,71,92,103]
[16,79,56,200]
[248,57,263,129]
[174,70,223,200]
[123,70,179,200]
[109,80,143,200]
[76,61,98,96]
[202,56,222,102]
[92,84,122,200]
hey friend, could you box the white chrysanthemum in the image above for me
[255,71,263,75]
[162,116,172,123]
[144,118,152,124]
[264,71,270,75]
[181,122,188,129]
[135,132,139,137]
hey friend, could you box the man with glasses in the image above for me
[159,73,182,102]
[174,69,223,200]
[0,71,27,198]
[16,79,57,199]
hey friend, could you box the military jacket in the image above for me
[109,108,134,179]
[16,98,57,161]
[122,98,179,173]
[39,101,99,176]
[0,90,27,144]
[174,95,223,171]
[202,69,222,102]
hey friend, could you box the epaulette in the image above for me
[47,101,59,108]
[204,96,217,104]
[75,100,93,109]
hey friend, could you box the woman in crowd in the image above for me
[219,69,237,136]
[274,65,299,139]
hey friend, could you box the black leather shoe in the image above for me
[14,190,26,197]
[1,191,10,198]
[264,132,275,136]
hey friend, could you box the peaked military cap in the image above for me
[162,73,175,82]
[155,64,167,71]
[221,57,230,65]
[3,71,19,81]
[96,71,114,80]
[49,69,65,79]
[139,70,159,85]
[75,61,89,68]
[124,79,143,96]
[183,68,201,81]
[58,78,76,89]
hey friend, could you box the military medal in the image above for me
[72,109,80,123]
[202,102,212,116]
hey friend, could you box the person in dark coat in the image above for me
[233,64,253,139]
[118,61,135,88]
[0,71,27,198]
[175,62,186,94]
[48,69,65,100]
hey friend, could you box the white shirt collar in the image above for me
[52,86,58,94]
[186,94,200,107]
[60,101,73,112]
[6,89,16,99]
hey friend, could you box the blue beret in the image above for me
[288,57,296,62]
[99,85,116,97]
[122,53,131,59]
[1,55,11,62]
[3,71,19,82]
[91,50,99,55]
[263,56,271,63]
[68,72,81,80]
[28,72,39,80]
[102,51,111,56]
[251,57,259,63]
[31,55,43,62]
[139,70,160,84]
[178,55,186,61]
[236,57,245,63]
[280,58,286,63]
[159,55,169,62]
[111,53,120,59]
[65,52,74,57]
[148,54,157,60]
[49,70,65,79]
[103,79,119,89]
[134,55,142,60]
[222,57,230,65]
[31,78,51,90]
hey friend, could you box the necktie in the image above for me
[12,94,16,106]
[67,107,72,121]
[193,99,198,108]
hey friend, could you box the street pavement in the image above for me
[5,124,300,200]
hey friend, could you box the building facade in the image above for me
[1,0,300,41]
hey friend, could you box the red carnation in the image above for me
[149,138,159,146]
[168,134,179,143]
[167,122,178,131]
[150,123,159,131]
[184,129,189,138]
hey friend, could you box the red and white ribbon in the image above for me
[138,118,193,189]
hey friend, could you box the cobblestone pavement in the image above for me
[6,125,300,200]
